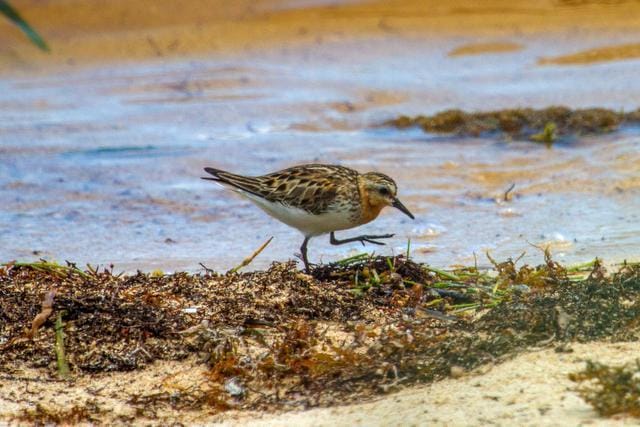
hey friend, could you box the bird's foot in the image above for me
[330,232,394,246]
[356,233,395,246]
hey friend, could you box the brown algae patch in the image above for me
[385,106,640,142]
[1,256,640,422]
[570,359,640,417]
[539,42,640,65]
[448,41,523,57]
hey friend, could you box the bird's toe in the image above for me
[364,238,386,245]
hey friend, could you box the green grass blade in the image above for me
[336,253,369,266]
[567,259,597,272]
[0,0,49,52]
[423,265,461,281]
[55,311,71,379]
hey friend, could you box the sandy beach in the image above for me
[1,342,638,425]
[3,0,640,73]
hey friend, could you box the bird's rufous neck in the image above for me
[357,176,385,224]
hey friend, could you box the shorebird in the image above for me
[202,164,414,272]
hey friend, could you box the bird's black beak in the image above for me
[392,197,415,219]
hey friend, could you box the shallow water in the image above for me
[1,36,639,271]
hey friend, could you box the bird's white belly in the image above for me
[244,193,355,237]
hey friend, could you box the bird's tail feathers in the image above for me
[202,167,226,182]
[202,167,263,196]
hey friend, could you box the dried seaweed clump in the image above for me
[385,106,640,141]
[1,257,640,420]
[16,402,102,425]
[0,260,392,373]
[570,360,640,417]
[190,259,640,411]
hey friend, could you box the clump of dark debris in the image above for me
[384,106,640,142]
[1,255,639,418]
[570,359,640,417]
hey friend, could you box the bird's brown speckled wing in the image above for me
[204,164,359,214]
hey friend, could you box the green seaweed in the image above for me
[530,122,557,144]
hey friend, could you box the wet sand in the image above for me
[3,0,640,73]
[539,42,640,65]
[2,36,639,271]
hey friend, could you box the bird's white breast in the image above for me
[239,190,356,237]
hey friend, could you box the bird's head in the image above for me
[361,172,415,220]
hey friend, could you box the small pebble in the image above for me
[450,365,465,378]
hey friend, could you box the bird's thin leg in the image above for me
[330,231,394,247]
[300,236,311,273]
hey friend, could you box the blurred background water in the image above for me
[1,1,639,271]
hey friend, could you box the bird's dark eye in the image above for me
[379,187,390,196]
